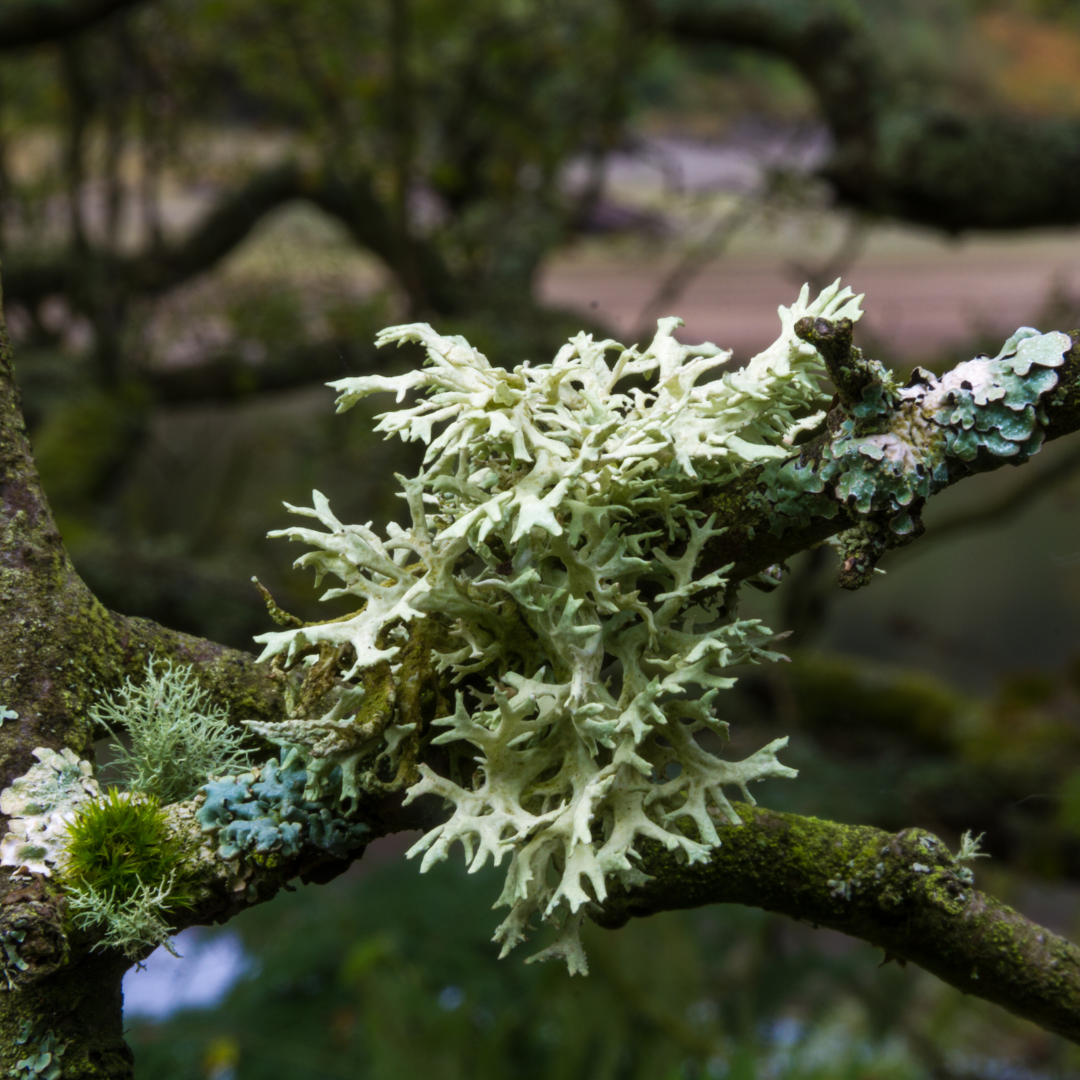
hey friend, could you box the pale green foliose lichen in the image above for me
[0,926,29,990]
[0,749,100,877]
[9,1022,66,1080]
[248,282,869,972]
[756,326,1071,541]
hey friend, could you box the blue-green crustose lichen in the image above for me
[196,752,370,863]
[754,326,1071,583]
[8,1022,66,1080]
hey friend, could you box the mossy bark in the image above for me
[0,949,133,1080]
[596,804,1080,1043]
[0,272,287,1076]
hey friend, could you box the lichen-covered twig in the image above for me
[695,321,1080,586]
[595,803,1080,1045]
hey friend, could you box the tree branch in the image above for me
[1,163,467,329]
[595,804,1080,1044]
[0,0,147,51]
[0,163,308,316]
[696,326,1080,586]
[640,0,1080,232]
[8,271,1080,1064]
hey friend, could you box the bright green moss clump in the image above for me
[63,789,187,903]
[62,789,193,957]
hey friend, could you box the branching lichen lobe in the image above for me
[232,283,1075,974]
[246,284,881,969]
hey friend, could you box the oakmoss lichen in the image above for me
[225,283,1063,974]
[245,284,874,971]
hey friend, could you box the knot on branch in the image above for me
[795,316,898,424]
[0,880,69,990]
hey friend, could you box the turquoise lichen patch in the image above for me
[10,1022,66,1080]
[762,328,1071,539]
[197,753,370,862]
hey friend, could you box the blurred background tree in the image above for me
[7,0,1080,1076]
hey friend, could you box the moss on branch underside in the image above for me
[596,804,1080,1045]
[5,277,1080,1073]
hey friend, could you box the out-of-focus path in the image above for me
[542,133,1080,363]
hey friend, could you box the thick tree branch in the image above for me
[106,613,284,726]
[596,804,1080,1044]
[7,272,1080,1065]
[0,285,284,787]
[0,0,147,51]
[0,271,289,1076]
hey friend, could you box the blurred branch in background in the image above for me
[637,0,1080,231]
[631,189,756,341]
[0,0,147,50]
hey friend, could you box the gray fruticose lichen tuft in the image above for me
[92,658,253,805]
[248,282,874,973]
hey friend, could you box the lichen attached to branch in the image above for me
[245,283,876,970]
[759,319,1071,586]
